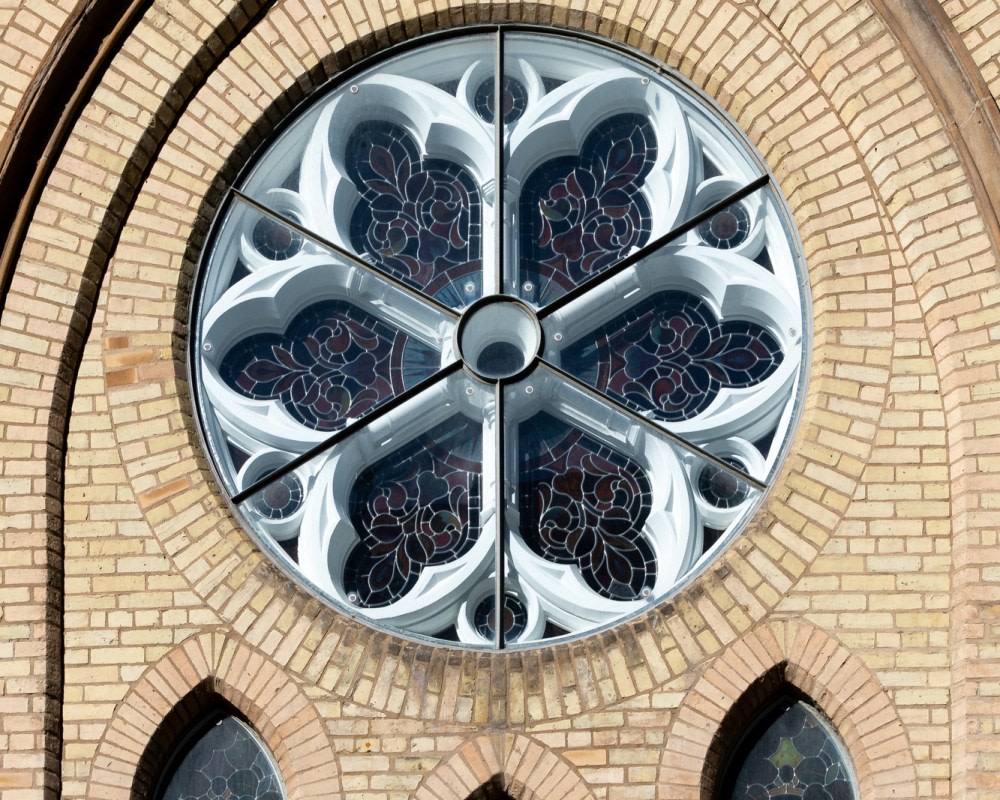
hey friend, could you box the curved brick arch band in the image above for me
[659,621,918,800]
[413,733,596,800]
[0,0,999,798]
[101,2,898,719]
[87,632,340,800]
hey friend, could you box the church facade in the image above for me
[1,1,1000,798]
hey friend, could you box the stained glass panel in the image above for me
[475,75,527,124]
[517,411,655,601]
[518,114,657,307]
[345,415,483,608]
[721,701,857,800]
[346,121,483,308]
[560,290,783,422]
[156,716,284,800]
[193,31,809,647]
[699,201,751,249]
[474,593,529,640]
[219,299,438,432]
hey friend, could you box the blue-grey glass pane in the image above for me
[724,701,856,800]
[158,716,284,800]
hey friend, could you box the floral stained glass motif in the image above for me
[344,417,482,607]
[518,412,655,600]
[194,31,808,647]
[157,716,284,800]
[562,290,783,421]
[345,121,482,308]
[219,300,437,432]
[519,114,657,306]
[722,700,856,800]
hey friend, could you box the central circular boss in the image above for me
[456,297,542,380]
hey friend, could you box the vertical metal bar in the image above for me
[494,27,505,297]
[494,381,506,650]
[493,27,507,650]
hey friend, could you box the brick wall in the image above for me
[1,1,1000,798]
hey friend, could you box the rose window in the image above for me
[192,30,808,648]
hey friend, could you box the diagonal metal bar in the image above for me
[232,188,461,320]
[536,174,770,320]
[232,360,464,505]
[535,359,766,491]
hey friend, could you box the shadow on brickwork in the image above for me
[466,776,516,800]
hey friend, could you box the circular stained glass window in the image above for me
[191,29,809,648]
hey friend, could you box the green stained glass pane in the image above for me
[721,700,857,800]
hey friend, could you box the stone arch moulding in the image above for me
[412,732,595,800]
[87,631,340,800]
[658,620,918,800]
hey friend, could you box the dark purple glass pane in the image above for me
[562,290,783,422]
[474,75,527,124]
[226,442,250,472]
[228,260,251,289]
[252,216,303,260]
[474,593,528,640]
[519,113,656,306]
[219,299,437,432]
[541,76,565,93]
[518,412,654,600]
[754,247,774,273]
[699,458,750,509]
[345,121,482,308]
[703,526,725,552]
[344,416,482,608]
[699,202,750,249]
[722,701,856,800]
[251,472,303,520]
[157,716,283,800]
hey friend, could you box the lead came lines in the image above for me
[193,30,807,647]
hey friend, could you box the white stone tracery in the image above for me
[193,33,807,647]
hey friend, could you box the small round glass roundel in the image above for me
[192,30,809,648]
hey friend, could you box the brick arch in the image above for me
[413,733,595,800]
[98,0,900,724]
[659,620,917,800]
[87,631,339,800]
[0,2,991,793]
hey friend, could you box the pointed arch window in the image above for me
[155,714,285,800]
[717,698,857,800]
